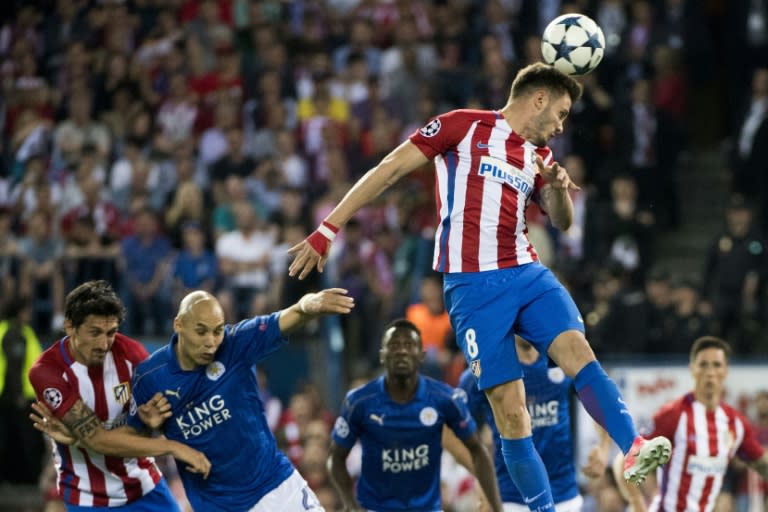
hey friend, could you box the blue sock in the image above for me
[574,360,637,453]
[500,436,554,510]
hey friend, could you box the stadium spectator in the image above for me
[728,68,768,233]
[215,200,276,319]
[701,194,766,352]
[28,280,210,510]
[164,180,208,250]
[405,273,454,380]
[61,213,121,291]
[171,220,217,306]
[0,208,21,304]
[614,336,768,511]
[584,173,655,286]
[125,287,353,512]
[327,318,502,512]
[120,208,172,336]
[18,210,64,334]
[0,296,44,485]
[666,276,715,354]
[53,91,111,167]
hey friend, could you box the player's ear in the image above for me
[172,316,182,333]
[63,318,74,337]
[533,89,549,111]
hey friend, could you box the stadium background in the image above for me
[0,0,767,510]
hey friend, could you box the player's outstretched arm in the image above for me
[461,433,503,512]
[36,398,211,479]
[288,140,429,280]
[278,288,355,333]
[327,441,364,511]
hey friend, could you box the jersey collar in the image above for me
[378,374,427,403]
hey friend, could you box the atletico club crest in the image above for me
[113,382,130,405]
[470,360,482,377]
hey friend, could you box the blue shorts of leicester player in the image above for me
[443,261,584,390]
[65,479,178,512]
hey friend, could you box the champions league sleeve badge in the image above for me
[419,118,441,138]
[43,387,63,409]
[334,417,350,438]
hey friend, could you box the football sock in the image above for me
[574,360,637,454]
[500,436,554,510]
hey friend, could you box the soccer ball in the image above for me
[541,14,605,76]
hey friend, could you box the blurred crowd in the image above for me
[1,0,768,510]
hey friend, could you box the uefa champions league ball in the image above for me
[541,14,605,75]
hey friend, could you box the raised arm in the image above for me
[327,441,364,512]
[288,140,429,280]
[278,288,355,334]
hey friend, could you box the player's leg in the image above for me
[444,267,554,512]
[515,265,670,483]
[248,470,325,512]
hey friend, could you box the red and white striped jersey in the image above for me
[29,334,162,507]
[409,109,551,273]
[648,393,765,512]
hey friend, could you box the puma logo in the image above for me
[369,413,384,426]
[164,388,181,399]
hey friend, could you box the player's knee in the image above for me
[548,330,596,377]
[498,403,531,437]
[486,385,531,436]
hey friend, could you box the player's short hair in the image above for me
[382,318,422,346]
[509,62,583,103]
[689,336,732,362]
[65,280,125,328]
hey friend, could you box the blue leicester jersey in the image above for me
[332,375,476,512]
[127,313,294,512]
[458,356,579,505]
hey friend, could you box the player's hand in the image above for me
[30,401,77,445]
[298,288,355,315]
[581,443,609,478]
[172,443,212,479]
[288,221,339,280]
[535,155,580,191]
[138,392,172,430]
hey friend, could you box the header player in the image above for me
[288,62,671,510]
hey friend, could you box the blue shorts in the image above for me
[443,262,584,390]
[66,479,179,512]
